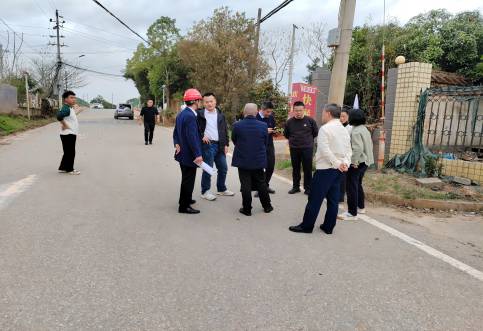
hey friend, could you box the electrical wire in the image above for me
[259,0,295,24]
[62,61,125,78]
[90,0,153,48]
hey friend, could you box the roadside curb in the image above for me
[366,191,483,212]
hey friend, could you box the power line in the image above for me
[90,0,151,47]
[259,0,295,24]
[62,61,125,78]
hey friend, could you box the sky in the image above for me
[1,0,481,105]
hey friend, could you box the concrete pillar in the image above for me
[311,66,331,126]
[388,62,432,157]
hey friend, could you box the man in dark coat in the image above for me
[173,89,204,214]
[256,101,276,194]
[232,103,274,216]
[139,99,159,145]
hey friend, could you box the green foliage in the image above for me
[90,95,115,109]
[339,9,483,120]
[248,80,288,128]
[276,159,292,170]
[0,115,53,136]
[424,155,444,177]
[304,57,321,84]
[125,17,189,104]
[76,97,89,107]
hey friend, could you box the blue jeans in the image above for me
[201,143,228,194]
[300,169,342,233]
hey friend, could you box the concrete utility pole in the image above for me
[50,9,65,107]
[24,72,30,120]
[328,0,356,106]
[287,24,298,97]
[251,8,262,83]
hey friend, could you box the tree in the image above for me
[260,28,292,89]
[90,95,114,109]
[178,7,268,120]
[125,17,189,105]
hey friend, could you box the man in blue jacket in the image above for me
[232,103,274,216]
[173,89,204,214]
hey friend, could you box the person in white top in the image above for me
[56,90,80,175]
[289,104,352,235]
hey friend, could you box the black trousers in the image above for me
[339,172,347,202]
[346,163,368,216]
[290,147,313,190]
[179,164,197,210]
[265,143,275,186]
[59,134,76,172]
[238,168,271,211]
[144,122,155,143]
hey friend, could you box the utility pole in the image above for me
[328,0,356,106]
[251,8,262,83]
[49,9,66,107]
[24,71,30,120]
[287,24,298,97]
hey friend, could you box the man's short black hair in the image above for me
[62,90,75,100]
[349,109,367,126]
[261,101,274,110]
[341,108,350,114]
[293,101,305,108]
[323,103,341,118]
[203,92,216,99]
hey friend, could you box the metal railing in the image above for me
[423,86,482,156]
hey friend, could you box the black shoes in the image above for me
[288,188,301,194]
[288,224,313,233]
[267,187,275,194]
[190,199,196,205]
[149,141,153,145]
[178,207,200,214]
[264,206,274,213]
[239,208,252,216]
[145,142,148,145]
[319,224,333,234]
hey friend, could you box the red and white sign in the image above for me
[289,83,318,118]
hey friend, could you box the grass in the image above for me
[364,171,469,201]
[276,159,292,170]
[0,115,54,136]
[273,162,479,202]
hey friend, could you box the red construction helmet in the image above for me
[183,88,202,102]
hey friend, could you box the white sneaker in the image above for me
[339,212,358,220]
[68,170,81,175]
[358,208,366,214]
[58,170,67,173]
[201,191,217,201]
[217,190,235,196]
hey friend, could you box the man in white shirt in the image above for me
[56,90,80,175]
[197,92,234,201]
[289,104,352,235]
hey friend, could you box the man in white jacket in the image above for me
[289,104,352,235]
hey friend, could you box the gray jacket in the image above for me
[350,125,374,166]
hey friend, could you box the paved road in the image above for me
[1,109,482,330]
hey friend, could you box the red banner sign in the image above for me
[289,83,318,118]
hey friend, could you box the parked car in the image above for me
[114,104,133,120]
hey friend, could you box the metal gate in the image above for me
[423,86,482,158]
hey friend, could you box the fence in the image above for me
[423,86,482,157]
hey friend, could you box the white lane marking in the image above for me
[229,151,483,282]
[358,214,483,282]
[0,175,38,211]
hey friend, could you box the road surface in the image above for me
[1,109,482,330]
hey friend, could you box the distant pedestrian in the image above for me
[256,101,276,194]
[339,109,374,220]
[289,104,351,235]
[338,108,352,204]
[197,92,234,201]
[139,99,159,145]
[284,101,318,195]
[173,89,204,214]
[232,103,274,216]
[57,90,80,175]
